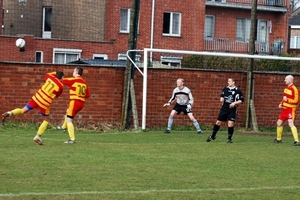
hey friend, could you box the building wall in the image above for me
[0,1,293,63]
[0,35,116,62]
[0,63,296,129]
[205,7,290,52]
[0,0,3,35]
[2,0,106,41]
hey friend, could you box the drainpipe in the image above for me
[150,0,155,62]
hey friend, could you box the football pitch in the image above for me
[0,125,299,200]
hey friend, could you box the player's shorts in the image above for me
[26,99,50,116]
[66,100,85,118]
[217,107,236,122]
[278,107,297,121]
[173,103,192,115]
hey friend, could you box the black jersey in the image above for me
[221,86,244,108]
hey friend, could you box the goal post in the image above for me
[128,48,300,130]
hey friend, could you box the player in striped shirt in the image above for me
[273,75,300,146]
[163,78,202,134]
[1,71,64,145]
[61,66,90,144]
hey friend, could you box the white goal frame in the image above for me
[127,48,300,130]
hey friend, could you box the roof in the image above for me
[68,59,126,67]
[289,12,300,25]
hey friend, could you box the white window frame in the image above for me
[120,8,131,33]
[160,55,183,67]
[35,51,43,63]
[236,18,251,42]
[204,15,215,40]
[42,7,52,39]
[163,12,181,36]
[290,35,300,49]
[93,54,108,60]
[118,52,141,62]
[53,48,82,64]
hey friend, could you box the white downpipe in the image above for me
[150,0,155,62]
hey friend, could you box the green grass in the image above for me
[0,123,299,200]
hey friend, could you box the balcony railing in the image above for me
[206,0,287,8]
[204,38,283,55]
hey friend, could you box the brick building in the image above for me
[0,0,292,64]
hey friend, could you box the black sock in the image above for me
[228,127,234,139]
[211,124,220,138]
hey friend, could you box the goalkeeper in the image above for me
[1,71,64,145]
[163,78,202,134]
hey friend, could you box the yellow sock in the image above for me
[11,108,24,116]
[277,126,283,140]
[291,126,299,142]
[62,116,67,129]
[37,121,49,136]
[67,122,75,141]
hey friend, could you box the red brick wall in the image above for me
[0,35,116,63]
[0,63,296,129]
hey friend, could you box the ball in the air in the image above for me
[16,38,25,48]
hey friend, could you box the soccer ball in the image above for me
[16,38,25,48]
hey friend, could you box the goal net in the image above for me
[130,48,300,130]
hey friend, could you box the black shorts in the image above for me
[173,104,192,115]
[217,107,237,122]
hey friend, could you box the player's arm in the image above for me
[163,89,176,107]
[287,87,299,104]
[62,77,73,86]
[85,86,91,98]
[188,91,194,106]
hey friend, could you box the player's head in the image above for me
[56,71,64,79]
[228,78,236,87]
[73,66,83,77]
[285,75,294,86]
[176,78,184,88]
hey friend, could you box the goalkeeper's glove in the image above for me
[163,102,170,107]
[187,104,192,110]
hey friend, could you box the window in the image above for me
[236,18,251,42]
[42,7,52,38]
[53,48,82,64]
[163,12,181,36]
[93,54,108,60]
[118,52,141,62]
[290,36,300,49]
[120,8,131,33]
[205,15,215,40]
[160,55,183,67]
[35,51,43,63]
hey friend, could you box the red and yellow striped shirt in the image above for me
[32,72,64,110]
[62,76,90,102]
[281,84,299,108]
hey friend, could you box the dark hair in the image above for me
[76,66,83,76]
[56,71,64,79]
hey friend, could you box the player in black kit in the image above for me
[206,78,244,143]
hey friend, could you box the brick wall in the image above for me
[3,0,106,41]
[0,35,115,63]
[0,63,297,129]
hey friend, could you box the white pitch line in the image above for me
[1,186,300,197]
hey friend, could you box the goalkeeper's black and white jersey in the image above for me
[168,86,194,106]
